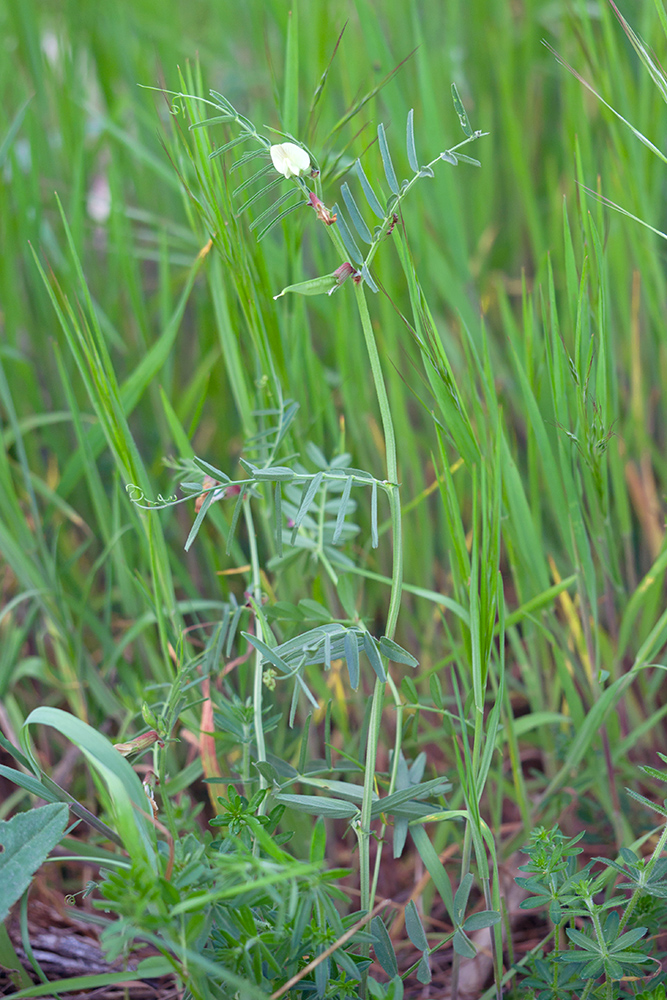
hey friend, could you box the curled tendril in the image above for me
[169,98,185,117]
[125,484,180,509]
[126,484,146,502]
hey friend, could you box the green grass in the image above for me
[2,1,667,998]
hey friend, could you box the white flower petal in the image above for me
[270,142,310,178]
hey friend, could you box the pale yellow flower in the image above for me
[270,142,310,178]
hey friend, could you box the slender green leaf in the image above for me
[377,122,399,194]
[344,629,360,690]
[405,899,429,951]
[354,159,384,218]
[371,916,398,977]
[341,183,373,244]
[291,472,324,543]
[451,82,473,137]
[406,108,419,172]
[333,475,353,544]
[333,206,364,264]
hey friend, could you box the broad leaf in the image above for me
[0,804,69,921]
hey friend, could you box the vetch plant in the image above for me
[6,4,667,1000]
[121,77,495,998]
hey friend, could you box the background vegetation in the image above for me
[2,0,667,997]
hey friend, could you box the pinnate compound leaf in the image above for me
[0,803,69,921]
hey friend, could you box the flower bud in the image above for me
[114,730,164,757]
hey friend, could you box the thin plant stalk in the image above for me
[350,283,403,916]
[243,498,268,820]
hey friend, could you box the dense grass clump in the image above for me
[2,2,667,998]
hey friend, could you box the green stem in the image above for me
[353,284,403,642]
[369,672,403,906]
[336,262,402,1000]
[580,980,596,1000]
[451,823,473,1000]
[352,283,403,920]
[357,676,384,926]
[157,745,179,845]
[243,499,267,819]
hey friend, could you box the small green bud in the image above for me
[141,703,158,729]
